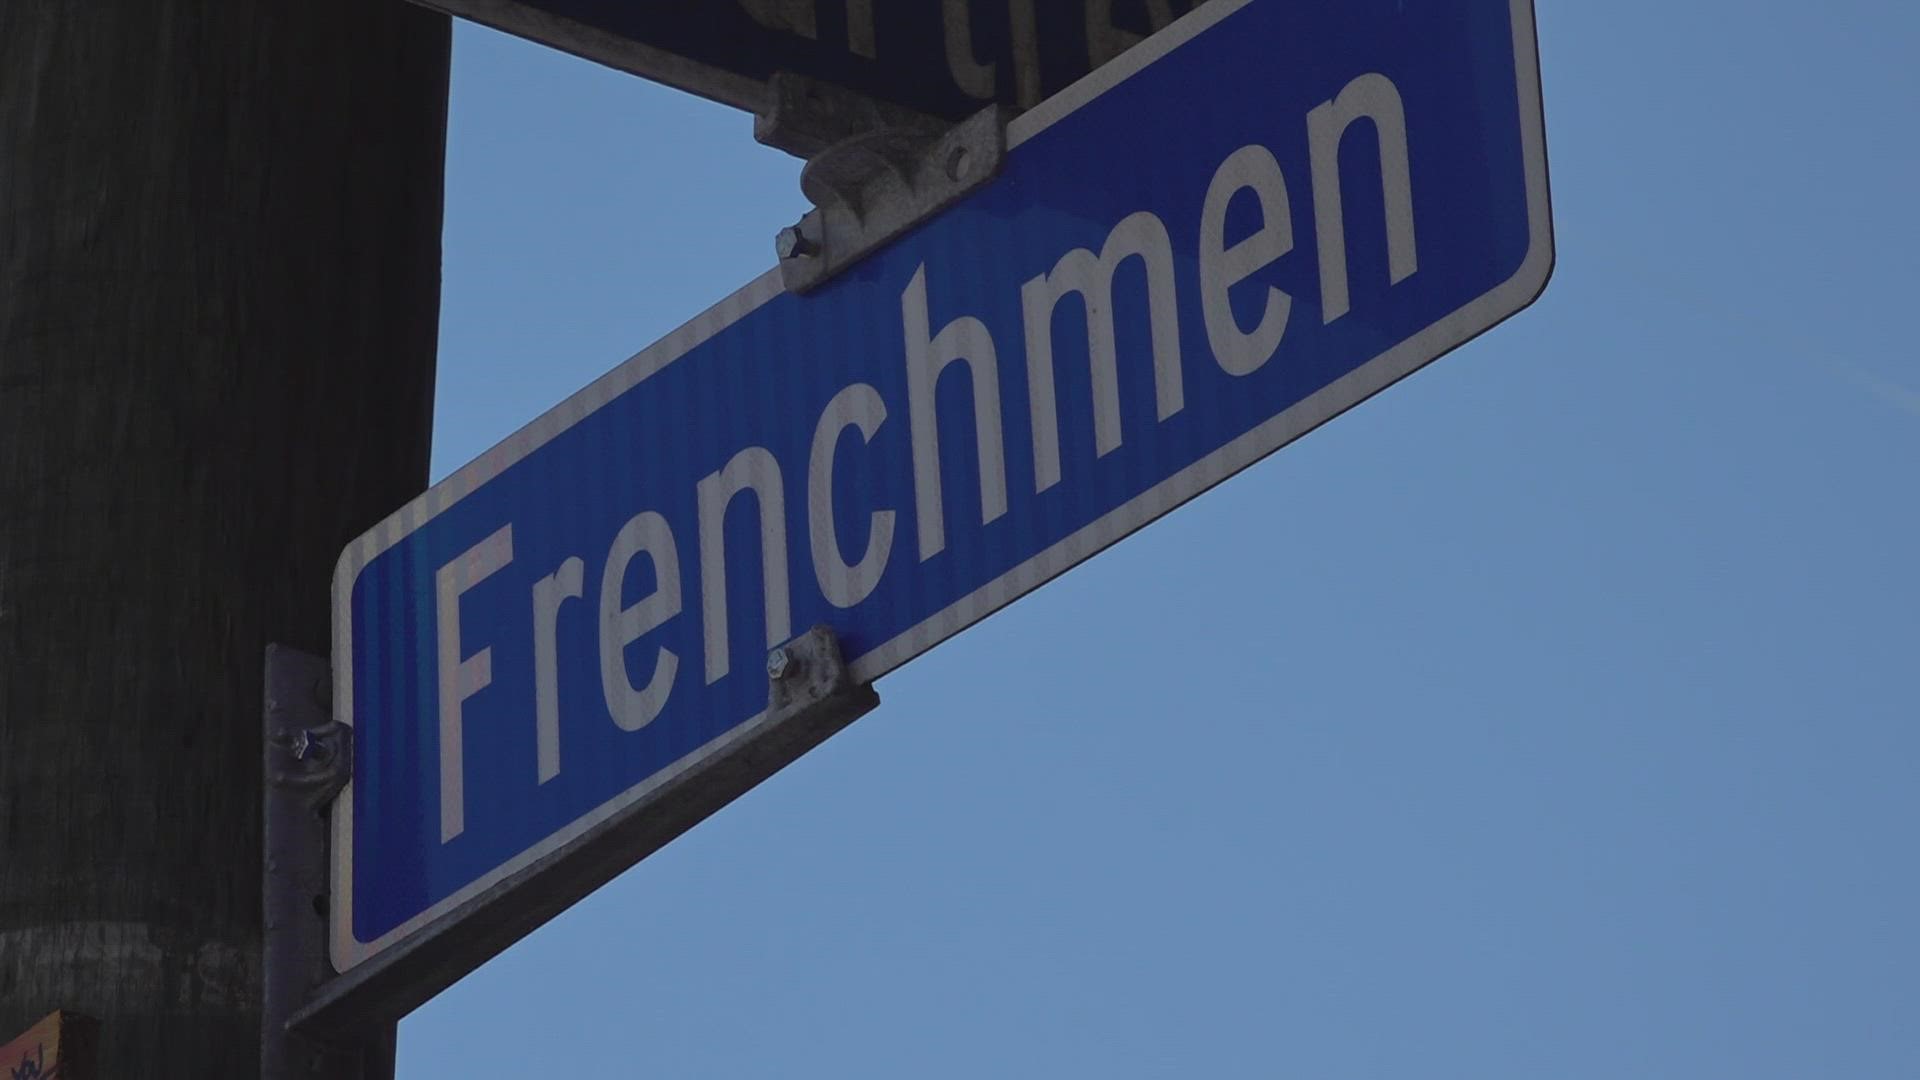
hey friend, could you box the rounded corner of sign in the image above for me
[1511,220,1557,311]
[1505,0,1556,319]
[326,898,371,975]
[327,929,361,977]
[326,782,369,975]
[332,538,370,592]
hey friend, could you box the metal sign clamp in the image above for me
[757,72,1009,294]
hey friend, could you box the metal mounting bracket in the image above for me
[262,644,392,1080]
[757,73,1009,294]
[285,625,878,1044]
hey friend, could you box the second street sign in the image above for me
[333,0,1551,980]
[413,0,1206,120]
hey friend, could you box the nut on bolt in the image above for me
[767,646,795,681]
[945,144,972,182]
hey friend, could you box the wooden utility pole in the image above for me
[0,2,451,1073]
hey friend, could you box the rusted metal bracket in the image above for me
[757,73,1008,294]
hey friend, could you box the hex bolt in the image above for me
[775,225,817,261]
[767,646,794,681]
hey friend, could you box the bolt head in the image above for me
[775,226,814,261]
[767,647,793,681]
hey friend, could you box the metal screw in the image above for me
[767,647,793,681]
[775,225,817,260]
[945,145,972,182]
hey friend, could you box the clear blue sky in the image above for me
[398,2,1917,1075]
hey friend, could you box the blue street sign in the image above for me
[331,0,1552,972]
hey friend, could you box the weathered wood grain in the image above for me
[0,2,450,1073]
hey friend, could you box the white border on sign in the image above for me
[331,0,1555,973]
